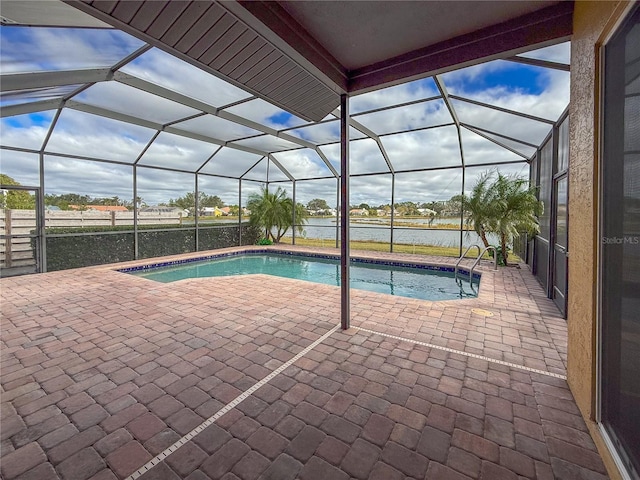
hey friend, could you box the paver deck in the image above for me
[1,246,607,479]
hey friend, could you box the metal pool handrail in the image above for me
[470,246,498,279]
[454,244,482,277]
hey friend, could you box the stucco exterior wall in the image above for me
[568,2,631,479]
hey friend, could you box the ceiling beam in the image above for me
[65,101,271,158]
[0,99,63,118]
[504,55,570,71]
[331,108,395,175]
[449,95,556,124]
[1,68,112,92]
[115,72,336,161]
[462,125,531,160]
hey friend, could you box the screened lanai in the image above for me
[1,0,570,282]
[4,3,625,480]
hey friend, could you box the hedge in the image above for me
[41,223,262,271]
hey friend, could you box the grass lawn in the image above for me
[278,237,508,259]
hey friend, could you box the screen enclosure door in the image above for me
[0,185,42,277]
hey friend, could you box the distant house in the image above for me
[376,208,397,217]
[349,208,369,216]
[417,208,437,216]
[201,207,226,217]
[69,205,129,212]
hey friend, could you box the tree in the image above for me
[462,173,493,248]
[463,170,543,265]
[0,175,36,209]
[307,198,330,212]
[169,192,224,213]
[395,201,420,216]
[43,192,92,210]
[247,186,308,243]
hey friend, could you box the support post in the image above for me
[195,175,199,251]
[133,165,139,259]
[340,94,350,330]
[39,152,46,272]
[336,178,340,248]
[460,165,465,257]
[292,180,296,245]
[390,174,395,253]
[238,179,242,246]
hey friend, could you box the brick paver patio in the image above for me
[1,246,607,479]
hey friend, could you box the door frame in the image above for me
[552,170,569,316]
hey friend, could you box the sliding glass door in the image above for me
[600,5,640,478]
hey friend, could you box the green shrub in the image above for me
[45,232,135,271]
[488,245,509,266]
[40,223,260,271]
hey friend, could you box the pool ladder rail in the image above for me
[454,244,497,283]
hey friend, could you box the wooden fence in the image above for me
[0,210,183,269]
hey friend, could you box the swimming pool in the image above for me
[122,251,480,301]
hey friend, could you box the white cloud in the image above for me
[200,147,263,178]
[519,41,570,64]
[0,26,569,208]
[350,77,439,114]
[76,82,199,125]
[271,149,333,180]
[1,28,143,73]
[43,155,134,201]
[46,109,155,163]
[121,48,251,108]
[225,98,309,129]
[381,126,462,171]
[354,98,452,135]
[0,113,53,150]
[0,150,40,186]
[138,132,218,171]
[197,175,240,206]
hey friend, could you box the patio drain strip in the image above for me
[353,326,567,380]
[126,324,341,480]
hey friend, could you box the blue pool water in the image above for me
[126,253,479,301]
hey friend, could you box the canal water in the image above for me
[284,217,496,248]
[204,217,497,248]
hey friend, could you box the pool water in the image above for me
[128,253,479,301]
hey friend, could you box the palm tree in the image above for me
[490,172,543,265]
[463,170,542,265]
[247,186,308,243]
[463,171,494,248]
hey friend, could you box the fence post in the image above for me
[111,211,116,227]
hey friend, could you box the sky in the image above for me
[0,21,570,208]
